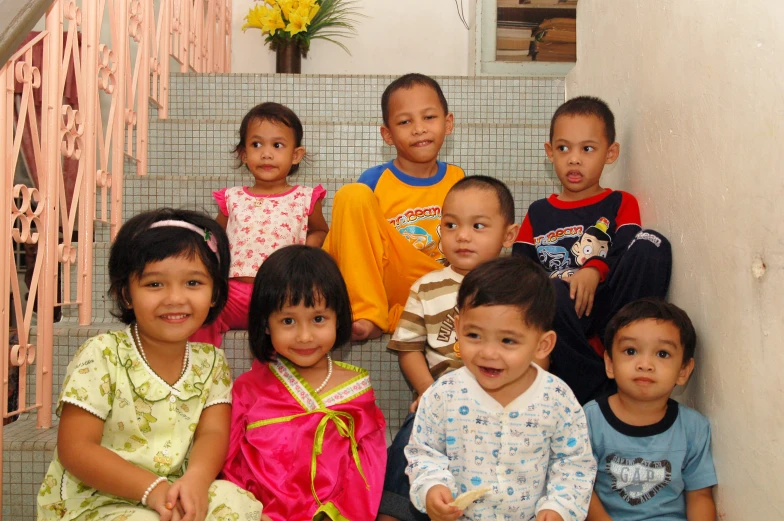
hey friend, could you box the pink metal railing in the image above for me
[0,0,231,510]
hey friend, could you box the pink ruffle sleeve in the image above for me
[212,188,229,216]
[308,185,326,215]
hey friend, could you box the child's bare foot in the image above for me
[351,319,382,341]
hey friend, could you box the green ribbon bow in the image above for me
[248,407,369,506]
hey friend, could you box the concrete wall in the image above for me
[566,1,784,518]
[231,0,473,75]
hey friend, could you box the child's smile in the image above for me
[381,83,454,175]
[456,304,554,407]
[128,254,215,353]
[267,297,337,371]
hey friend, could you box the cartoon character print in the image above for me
[210,504,240,521]
[570,217,611,266]
[39,475,57,496]
[536,245,571,275]
[134,397,158,433]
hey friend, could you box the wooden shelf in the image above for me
[498,4,577,9]
[474,0,578,75]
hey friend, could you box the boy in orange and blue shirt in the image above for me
[324,74,464,341]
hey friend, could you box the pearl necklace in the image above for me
[133,323,189,381]
[313,354,333,394]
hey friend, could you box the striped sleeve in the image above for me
[388,288,428,352]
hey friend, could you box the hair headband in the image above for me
[149,219,219,256]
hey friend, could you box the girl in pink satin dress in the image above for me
[222,245,387,521]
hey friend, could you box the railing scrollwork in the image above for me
[0,1,231,512]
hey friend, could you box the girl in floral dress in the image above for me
[190,102,329,348]
[222,245,388,521]
[38,208,264,521]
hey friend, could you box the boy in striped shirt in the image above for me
[378,175,519,521]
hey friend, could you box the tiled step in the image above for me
[2,414,58,520]
[147,120,554,181]
[166,73,564,125]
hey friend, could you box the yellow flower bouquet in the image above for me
[243,0,362,56]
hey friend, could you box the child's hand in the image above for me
[567,267,601,318]
[165,473,211,521]
[260,515,274,521]
[425,485,462,521]
[409,395,422,413]
[536,509,565,521]
[146,481,183,521]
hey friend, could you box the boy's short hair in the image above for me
[381,73,449,126]
[447,175,515,225]
[457,256,555,331]
[604,298,697,364]
[550,96,616,145]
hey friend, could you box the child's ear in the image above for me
[444,112,455,136]
[535,330,556,361]
[605,142,620,165]
[292,146,306,165]
[121,288,133,309]
[544,141,555,163]
[676,357,695,386]
[604,351,616,379]
[380,125,395,146]
[502,222,520,249]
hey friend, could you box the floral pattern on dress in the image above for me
[37,327,262,520]
[216,185,325,278]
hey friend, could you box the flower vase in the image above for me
[276,40,302,74]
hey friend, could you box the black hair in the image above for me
[248,245,353,363]
[108,208,230,325]
[604,298,697,365]
[447,175,515,225]
[381,73,449,126]
[234,102,305,175]
[457,256,555,331]
[550,95,616,145]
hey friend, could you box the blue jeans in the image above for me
[378,413,429,521]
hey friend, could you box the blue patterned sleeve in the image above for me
[536,389,597,521]
[404,385,456,513]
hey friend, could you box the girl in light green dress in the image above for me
[37,209,266,521]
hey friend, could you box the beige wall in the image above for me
[567,1,784,518]
[232,0,473,75]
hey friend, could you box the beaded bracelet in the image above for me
[141,476,167,507]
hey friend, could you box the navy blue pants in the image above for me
[550,229,672,404]
[378,413,430,521]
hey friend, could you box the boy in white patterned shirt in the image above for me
[379,176,520,521]
[406,256,596,521]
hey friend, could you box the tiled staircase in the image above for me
[2,73,564,519]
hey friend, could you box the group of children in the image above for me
[37,73,718,521]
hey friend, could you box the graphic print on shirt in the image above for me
[535,217,611,279]
[389,205,443,259]
[606,454,672,506]
[436,306,458,343]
